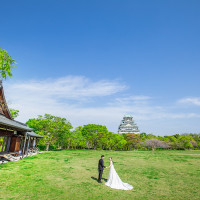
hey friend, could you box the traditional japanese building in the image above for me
[0,80,42,161]
[118,114,140,134]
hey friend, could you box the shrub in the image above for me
[49,145,57,151]
[37,144,46,151]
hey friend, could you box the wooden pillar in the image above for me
[22,133,27,158]
[6,136,11,152]
[26,136,30,156]
[33,138,36,148]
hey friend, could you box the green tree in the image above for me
[69,126,87,149]
[26,114,73,151]
[140,132,147,137]
[181,133,200,149]
[9,108,19,119]
[177,135,195,150]
[184,141,193,149]
[81,124,108,150]
[0,47,16,79]
[167,135,178,149]
[124,134,141,150]
[110,134,127,150]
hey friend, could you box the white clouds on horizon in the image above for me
[4,76,200,135]
[178,97,200,106]
[114,95,151,105]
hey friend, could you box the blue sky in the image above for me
[1,0,200,135]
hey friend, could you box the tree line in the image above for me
[26,114,200,151]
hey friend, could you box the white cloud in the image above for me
[114,95,151,104]
[8,76,127,100]
[178,97,200,106]
[161,113,200,119]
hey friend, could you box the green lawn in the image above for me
[0,150,200,200]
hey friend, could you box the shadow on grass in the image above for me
[91,176,107,182]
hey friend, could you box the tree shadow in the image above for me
[91,176,107,182]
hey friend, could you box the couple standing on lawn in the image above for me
[98,155,133,190]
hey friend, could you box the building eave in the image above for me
[0,114,33,132]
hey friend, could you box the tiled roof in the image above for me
[0,114,33,131]
[27,131,43,138]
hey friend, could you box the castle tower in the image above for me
[118,114,140,134]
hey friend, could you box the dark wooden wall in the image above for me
[9,136,21,153]
[0,129,14,136]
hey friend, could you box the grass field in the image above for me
[0,150,200,200]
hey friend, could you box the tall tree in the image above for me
[26,114,73,151]
[66,126,87,149]
[0,47,16,79]
[124,134,141,150]
[82,124,108,150]
[110,134,127,150]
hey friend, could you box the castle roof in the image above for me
[124,114,132,118]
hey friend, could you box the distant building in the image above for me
[118,114,140,134]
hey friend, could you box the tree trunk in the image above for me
[46,142,50,151]
[86,141,90,148]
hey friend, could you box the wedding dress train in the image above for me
[105,161,133,190]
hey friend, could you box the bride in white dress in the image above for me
[105,157,133,190]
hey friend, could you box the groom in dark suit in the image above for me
[98,155,106,183]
